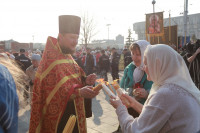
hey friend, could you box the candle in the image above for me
[102,83,116,98]
[112,81,130,106]
[116,88,130,106]
[93,84,103,92]
[107,83,115,94]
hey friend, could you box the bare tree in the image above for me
[81,13,97,48]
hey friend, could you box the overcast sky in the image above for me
[0,0,199,43]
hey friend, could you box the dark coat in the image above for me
[15,54,32,72]
[99,54,110,71]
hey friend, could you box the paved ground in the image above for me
[18,71,124,133]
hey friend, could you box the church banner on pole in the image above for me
[146,12,164,35]
[145,12,164,44]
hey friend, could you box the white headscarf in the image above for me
[133,40,150,83]
[144,44,200,104]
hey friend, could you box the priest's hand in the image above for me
[86,73,97,85]
[110,96,123,109]
[80,86,99,99]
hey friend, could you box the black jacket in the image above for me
[111,52,120,67]
[99,54,110,71]
[85,53,94,69]
[15,54,32,72]
[72,55,84,70]
[124,51,132,68]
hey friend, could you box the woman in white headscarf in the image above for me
[110,44,200,133]
[120,40,153,111]
[115,40,153,132]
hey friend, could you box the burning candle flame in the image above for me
[112,79,120,90]
[96,78,105,83]
[106,81,115,94]
[111,79,119,84]
[96,79,116,98]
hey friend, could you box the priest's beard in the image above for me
[60,45,75,54]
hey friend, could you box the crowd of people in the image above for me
[0,15,200,133]
[72,46,132,83]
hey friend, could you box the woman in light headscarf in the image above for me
[120,40,153,109]
[110,44,200,133]
[115,40,153,132]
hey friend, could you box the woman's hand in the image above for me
[121,94,136,107]
[121,94,143,114]
[133,88,149,99]
[110,96,123,109]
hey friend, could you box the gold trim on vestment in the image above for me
[55,112,63,132]
[83,98,87,132]
[73,100,80,133]
[49,37,61,53]
[73,98,87,133]
[35,59,74,81]
[36,73,81,132]
[49,36,72,57]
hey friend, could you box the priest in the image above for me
[29,15,98,133]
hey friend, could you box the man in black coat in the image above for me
[15,49,32,72]
[99,50,110,81]
[111,48,120,80]
[84,48,95,76]
[123,48,132,68]
[15,48,32,102]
